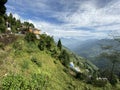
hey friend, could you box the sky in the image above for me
[5,0,120,40]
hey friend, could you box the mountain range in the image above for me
[62,38,120,73]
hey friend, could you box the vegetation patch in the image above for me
[31,57,42,67]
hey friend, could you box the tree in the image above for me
[101,51,119,84]
[38,39,46,51]
[59,49,70,66]
[57,39,62,50]
[100,32,120,85]
[0,16,6,33]
[0,0,7,33]
[25,32,36,43]
[0,0,7,5]
[0,0,7,16]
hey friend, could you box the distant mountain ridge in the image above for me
[63,38,120,74]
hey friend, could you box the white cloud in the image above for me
[6,0,120,40]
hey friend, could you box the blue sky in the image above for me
[6,0,120,40]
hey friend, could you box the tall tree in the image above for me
[0,0,7,16]
[0,0,7,33]
[100,32,120,85]
[57,39,62,50]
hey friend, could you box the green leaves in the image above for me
[25,32,36,43]
[2,74,28,90]
[0,0,8,5]
[0,0,7,16]
[38,34,56,51]
[2,73,49,90]
[59,50,70,66]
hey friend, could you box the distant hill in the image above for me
[67,39,120,74]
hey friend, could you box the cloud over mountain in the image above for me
[6,0,120,40]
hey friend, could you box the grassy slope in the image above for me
[0,36,119,90]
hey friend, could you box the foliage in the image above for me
[0,0,7,16]
[76,72,86,80]
[23,21,34,28]
[57,39,62,50]
[45,35,55,50]
[21,60,29,70]
[2,74,29,90]
[59,49,70,67]
[29,73,49,90]
[31,57,42,67]
[38,34,56,51]
[0,16,6,33]
[92,79,107,87]
[13,41,23,50]
[38,38,46,51]
[99,69,118,85]
[100,50,120,85]
[2,73,49,90]
[25,32,36,43]
[109,74,118,86]
[51,48,59,58]
[0,42,4,49]
[0,0,8,5]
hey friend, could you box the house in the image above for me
[70,62,74,68]
[6,21,12,34]
[29,28,41,35]
[74,67,81,72]
[69,62,82,73]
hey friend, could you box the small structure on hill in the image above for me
[29,27,41,35]
[6,21,12,34]
[70,62,74,68]
[69,62,82,73]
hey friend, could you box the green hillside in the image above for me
[0,34,120,90]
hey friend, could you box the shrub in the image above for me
[31,57,42,67]
[38,34,56,52]
[59,50,70,67]
[2,73,49,90]
[25,32,36,43]
[76,72,86,80]
[2,74,29,90]
[38,39,45,51]
[29,73,49,90]
[13,41,23,50]
[0,42,4,49]
[109,74,118,86]
[21,60,29,70]
[92,79,107,87]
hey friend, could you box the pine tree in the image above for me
[0,0,7,33]
[0,0,7,16]
[57,39,62,50]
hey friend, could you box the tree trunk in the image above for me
[110,62,115,82]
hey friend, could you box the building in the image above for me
[6,21,12,34]
[29,28,41,35]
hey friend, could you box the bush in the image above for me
[21,60,29,70]
[2,74,29,90]
[59,50,70,67]
[76,72,86,80]
[92,79,107,87]
[2,73,49,90]
[29,73,49,90]
[13,41,23,50]
[25,32,36,43]
[38,39,45,51]
[109,74,118,86]
[31,57,42,67]
[0,42,4,49]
